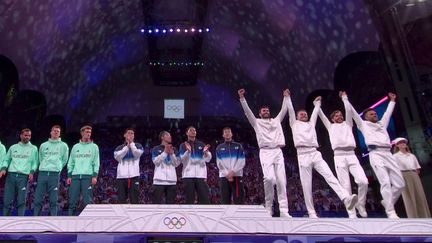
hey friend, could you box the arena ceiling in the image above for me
[0,0,429,127]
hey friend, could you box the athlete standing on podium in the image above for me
[238,88,292,218]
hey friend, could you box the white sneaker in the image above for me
[348,213,358,219]
[343,194,358,210]
[309,213,319,219]
[280,212,293,218]
[387,210,400,219]
[356,204,368,218]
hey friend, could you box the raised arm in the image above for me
[310,96,321,127]
[238,89,257,127]
[344,94,364,129]
[380,93,396,128]
[340,91,353,127]
[287,95,296,126]
[275,89,290,122]
[318,108,331,130]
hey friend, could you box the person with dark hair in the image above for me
[114,128,144,204]
[67,125,100,215]
[151,131,180,204]
[287,93,358,218]
[0,128,38,216]
[216,127,246,204]
[347,92,404,219]
[179,126,211,204]
[317,92,369,218]
[34,125,69,216]
[238,88,292,217]
[392,137,430,218]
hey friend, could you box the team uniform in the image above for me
[317,96,369,218]
[151,145,180,204]
[114,142,144,204]
[67,140,100,216]
[287,97,356,218]
[1,142,38,216]
[34,138,69,216]
[239,96,291,217]
[216,141,246,204]
[179,140,212,204]
[349,99,404,218]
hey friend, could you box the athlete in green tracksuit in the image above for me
[67,125,100,216]
[0,128,38,216]
[34,125,69,216]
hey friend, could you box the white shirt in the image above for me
[350,100,395,148]
[393,151,421,171]
[318,97,356,150]
[288,97,319,148]
[240,96,288,148]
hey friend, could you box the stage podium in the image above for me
[0,204,431,242]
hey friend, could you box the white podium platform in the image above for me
[0,204,431,235]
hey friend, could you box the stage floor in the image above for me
[0,204,431,236]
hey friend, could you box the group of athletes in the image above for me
[0,88,426,218]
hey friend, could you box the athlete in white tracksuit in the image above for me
[317,92,369,218]
[238,88,291,218]
[287,94,357,218]
[347,92,404,219]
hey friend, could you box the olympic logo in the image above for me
[163,216,187,229]
[166,105,182,112]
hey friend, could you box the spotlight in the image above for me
[162,29,166,33]
[140,29,145,33]
[148,30,152,33]
[198,29,203,33]
[205,28,210,32]
[155,28,159,33]
[191,28,195,32]
[184,29,188,33]
[176,28,181,32]
[169,28,174,32]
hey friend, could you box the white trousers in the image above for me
[369,150,405,213]
[259,148,289,214]
[297,149,349,215]
[334,151,369,216]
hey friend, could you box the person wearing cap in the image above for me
[317,91,369,218]
[347,92,405,219]
[392,137,430,218]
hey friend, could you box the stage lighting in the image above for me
[155,28,159,33]
[176,28,181,32]
[140,29,145,33]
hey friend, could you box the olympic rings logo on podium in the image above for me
[163,216,187,229]
[166,105,182,112]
